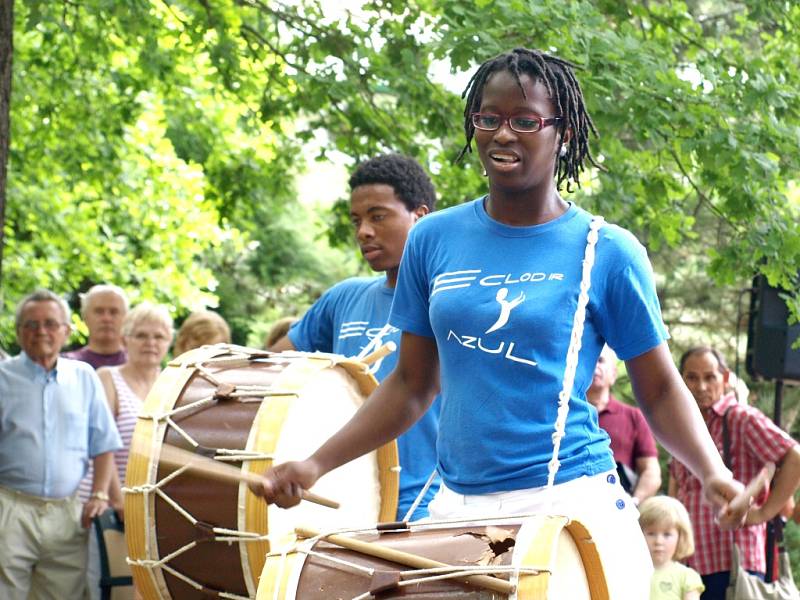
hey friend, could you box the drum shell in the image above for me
[125,346,400,600]
[258,515,608,599]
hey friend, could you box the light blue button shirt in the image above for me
[0,352,122,498]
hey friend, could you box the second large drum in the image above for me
[257,514,609,599]
[125,345,399,600]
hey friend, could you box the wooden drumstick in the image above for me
[295,526,515,595]
[361,341,397,366]
[157,444,340,509]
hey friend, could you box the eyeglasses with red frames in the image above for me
[471,112,562,134]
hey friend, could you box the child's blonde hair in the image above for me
[638,495,695,561]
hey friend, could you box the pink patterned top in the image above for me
[78,367,143,502]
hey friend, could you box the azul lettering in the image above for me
[447,330,538,367]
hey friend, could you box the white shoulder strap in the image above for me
[547,216,605,491]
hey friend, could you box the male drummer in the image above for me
[270,153,440,520]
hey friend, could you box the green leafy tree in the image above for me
[1,1,345,347]
[210,0,800,325]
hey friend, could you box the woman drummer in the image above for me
[256,48,747,598]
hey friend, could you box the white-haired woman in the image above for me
[78,302,173,600]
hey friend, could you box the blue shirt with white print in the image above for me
[390,198,668,495]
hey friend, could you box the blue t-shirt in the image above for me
[391,198,668,495]
[288,276,440,520]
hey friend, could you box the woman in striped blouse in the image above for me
[79,302,173,600]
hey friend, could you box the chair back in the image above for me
[94,509,134,600]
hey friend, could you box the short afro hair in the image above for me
[349,154,436,212]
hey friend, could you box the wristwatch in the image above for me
[90,490,110,502]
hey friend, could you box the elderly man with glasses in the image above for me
[0,289,121,600]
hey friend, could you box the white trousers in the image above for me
[0,486,87,600]
[426,470,653,600]
[85,530,101,600]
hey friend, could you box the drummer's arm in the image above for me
[627,343,744,527]
[257,332,438,505]
[312,331,439,475]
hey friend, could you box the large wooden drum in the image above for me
[257,515,609,599]
[125,345,399,600]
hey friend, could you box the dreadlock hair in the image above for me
[349,154,437,212]
[457,47,601,192]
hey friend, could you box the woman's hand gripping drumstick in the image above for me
[254,341,404,509]
[715,462,775,530]
[253,459,326,509]
[157,443,339,509]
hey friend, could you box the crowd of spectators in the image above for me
[0,285,234,599]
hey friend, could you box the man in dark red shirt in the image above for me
[63,284,128,369]
[588,345,661,505]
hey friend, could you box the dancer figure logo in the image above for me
[485,288,526,334]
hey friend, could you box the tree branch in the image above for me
[663,142,739,233]
[0,0,13,289]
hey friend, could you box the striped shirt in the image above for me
[78,367,142,502]
[669,393,795,575]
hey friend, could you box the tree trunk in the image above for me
[0,0,13,291]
